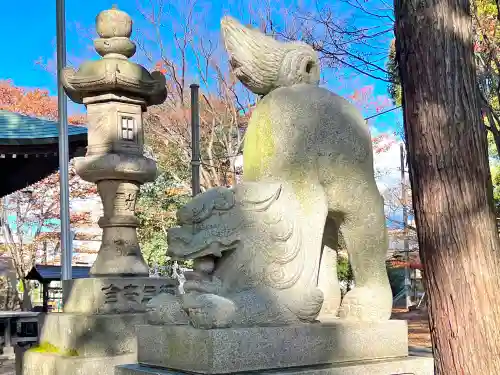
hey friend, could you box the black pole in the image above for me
[400,143,411,309]
[190,84,201,196]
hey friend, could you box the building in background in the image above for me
[0,110,87,197]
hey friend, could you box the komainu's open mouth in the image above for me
[170,237,239,262]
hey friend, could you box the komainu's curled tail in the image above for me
[221,16,320,95]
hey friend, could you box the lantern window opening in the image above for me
[121,116,135,141]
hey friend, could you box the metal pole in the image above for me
[190,83,201,197]
[1,196,7,231]
[56,0,72,284]
[400,143,411,309]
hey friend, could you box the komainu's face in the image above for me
[167,187,243,261]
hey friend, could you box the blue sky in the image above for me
[1,0,404,226]
[0,0,409,239]
[0,0,401,132]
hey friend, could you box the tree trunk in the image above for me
[20,278,32,311]
[394,0,500,373]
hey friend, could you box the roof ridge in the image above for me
[0,109,56,122]
[0,110,88,144]
[0,109,86,125]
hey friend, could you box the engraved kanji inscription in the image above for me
[123,284,140,303]
[142,285,157,304]
[124,192,136,210]
[115,191,137,212]
[102,284,122,304]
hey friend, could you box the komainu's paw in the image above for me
[182,277,223,295]
[146,293,190,325]
[338,285,392,321]
[182,293,236,329]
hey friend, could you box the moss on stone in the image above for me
[243,99,313,212]
[29,341,59,354]
[291,181,313,212]
[29,341,79,357]
[243,99,275,181]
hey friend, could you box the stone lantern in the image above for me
[61,5,166,277]
[22,8,177,375]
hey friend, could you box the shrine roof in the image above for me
[25,264,91,282]
[0,110,87,145]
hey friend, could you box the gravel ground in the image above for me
[391,308,432,348]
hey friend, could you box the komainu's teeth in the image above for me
[208,242,222,257]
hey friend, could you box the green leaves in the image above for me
[386,40,402,107]
[337,255,353,284]
[137,170,191,269]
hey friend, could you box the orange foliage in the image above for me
[5,162,100,258]
[349,86,397,155]
[349,85,392,114]
[165,187,190,196]
[372,133,397,154]
[153,61,167,75]
[35,232,61,242]
[70,212,92,225]
[32,213,93,244]
[389,260,423,270]
[146,60,249,188]
[0,80,86,124]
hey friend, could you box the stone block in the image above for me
[38,312,146,357]
[116,356,434,375]
[63,277,177,314]
[23,351,136,375]
[137,320,409,374]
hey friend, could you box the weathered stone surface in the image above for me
[116,356,434,375]
[220,17,320,96]
[63,277,177,314]
[136,320,409,374]
[61,7,166,106]
[157,15,392,330]
[165,182,335,328]
[22,8,170,375]
[23,351,136,375]
[61,6,167,278]
[146,293,189,326]
[37,313,146,357]
[221,17,393,321]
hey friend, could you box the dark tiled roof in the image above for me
[25,264,91,282]
[0,110,87,145]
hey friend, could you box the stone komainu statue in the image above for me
[146,17,393,329]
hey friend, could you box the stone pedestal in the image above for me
[22,278,176,375]
[62,277,176,314]
[115,319,433,375]
[137,321,409,373]
[116,357,433,375]
[25,352,137,375]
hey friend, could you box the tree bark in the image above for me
[20,278,32,311]
[394,0,500,373]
